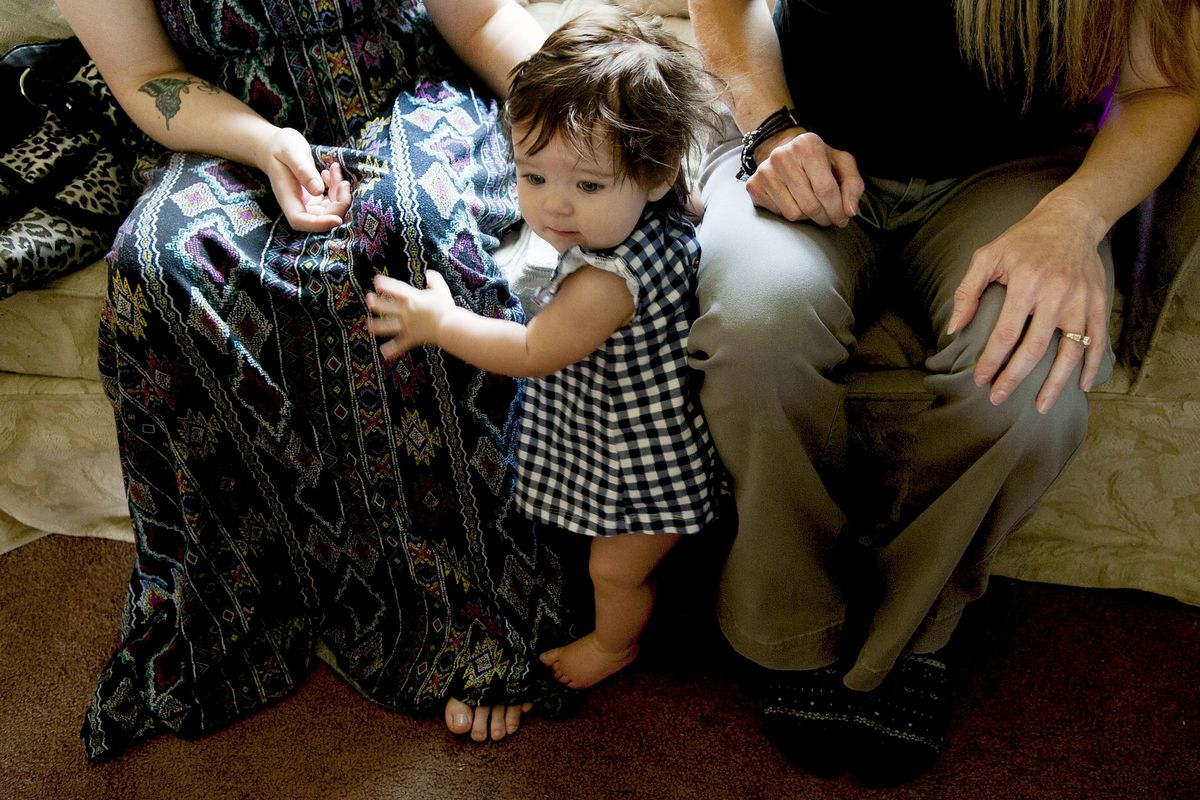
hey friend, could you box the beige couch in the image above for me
[3,1,1198,607]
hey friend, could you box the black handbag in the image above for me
[0,37,145,299]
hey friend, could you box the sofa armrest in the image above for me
[1125,132,1200,400]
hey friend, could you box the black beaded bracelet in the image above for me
[736,106,801,180]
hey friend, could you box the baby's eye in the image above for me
[524,174,545,186]
[578,181,602,193]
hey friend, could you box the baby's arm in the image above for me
[366,265,634,378]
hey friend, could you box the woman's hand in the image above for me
[258,127,350,232]
[307,164,351,221]
[366,271,457,360]
[947,194,1110,413]
[746,128,865,227]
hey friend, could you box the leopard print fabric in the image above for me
[1,45,144,299]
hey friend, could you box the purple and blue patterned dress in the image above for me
[81,0,573,760]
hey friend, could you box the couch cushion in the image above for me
[0,0,73,52]
[0,372,129,554]
[0,257,106,379]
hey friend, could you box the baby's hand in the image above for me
[366,271,456,360]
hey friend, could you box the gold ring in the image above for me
[1063,331,1091,348]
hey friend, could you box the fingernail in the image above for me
[1037,399,1051,414]
[990,389,1007,405]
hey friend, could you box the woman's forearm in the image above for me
[1038,6,1200,239]
[116,72,284,169]
[1044,87,1200,241]
[56,0,281,171]
[425,0,545,98]
[689,0,796,134]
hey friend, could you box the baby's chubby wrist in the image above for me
[426,294,469,348]
[427,305,454,348]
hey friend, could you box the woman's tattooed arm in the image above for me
[138,77,221,129]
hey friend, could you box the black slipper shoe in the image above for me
[757,664,854,776]
[848,652,951,786]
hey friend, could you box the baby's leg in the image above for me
[540,533,681,689]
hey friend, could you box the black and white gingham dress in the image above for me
[515,210,720,537]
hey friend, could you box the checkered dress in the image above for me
[515,210,720,537]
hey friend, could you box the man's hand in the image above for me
[947,194,1110,413]
[746,129,865,227]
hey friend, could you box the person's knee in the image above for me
[691,247,853,388]
[937,325,1090,448]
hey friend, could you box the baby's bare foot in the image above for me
[539,633,638,689]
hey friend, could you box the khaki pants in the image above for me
[689,133,1115,690]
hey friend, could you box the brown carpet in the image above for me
[1,534,1197,800]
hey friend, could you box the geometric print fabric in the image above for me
[81,0,575,760]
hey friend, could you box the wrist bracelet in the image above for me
[737,106,801,180]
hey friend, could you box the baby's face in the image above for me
[511,123,670,254]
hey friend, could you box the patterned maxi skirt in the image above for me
[80,2,576,761]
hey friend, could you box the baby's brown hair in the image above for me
[505,5,717,214]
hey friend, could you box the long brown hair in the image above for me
[504,5,719,214]
[955,0,1200,104]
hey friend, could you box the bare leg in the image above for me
[444,697,534,742]
[540,533,681,689]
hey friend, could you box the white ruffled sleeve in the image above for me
[546,246,641,308]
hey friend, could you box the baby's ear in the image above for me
[647,165,680,202]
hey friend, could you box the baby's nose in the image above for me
[545,189,572,215]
